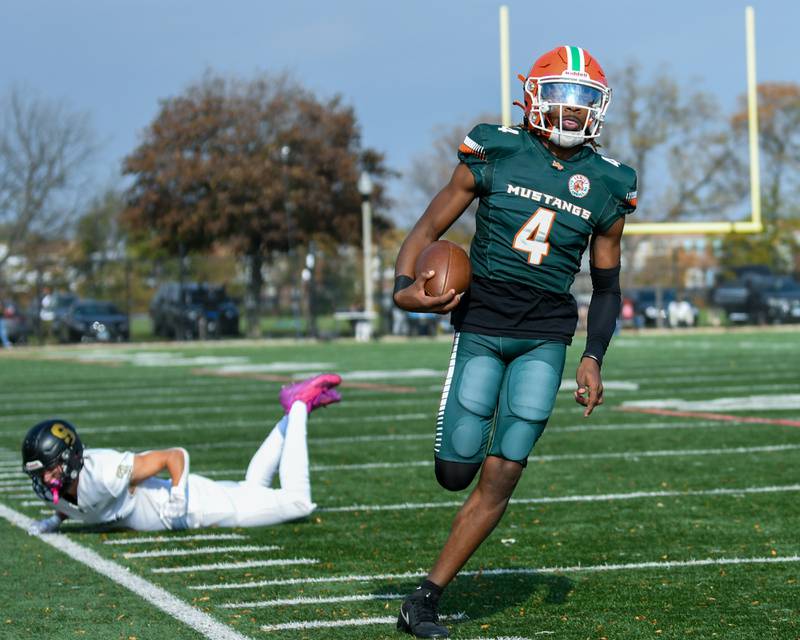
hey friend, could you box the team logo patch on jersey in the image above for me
[116,463,132,479]
[568,174,591,198]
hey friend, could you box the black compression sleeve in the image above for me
[583,264,621,367]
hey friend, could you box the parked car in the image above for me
[763,277,800,324]
[43,292,78,324]
[56,300,129,343]
[150,282,240,340]
[623,288,699,328]
[1,300,30,344]
[710,272,800,324]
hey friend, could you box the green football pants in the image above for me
[434,331,566,464]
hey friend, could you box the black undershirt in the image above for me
[451,275,578,343]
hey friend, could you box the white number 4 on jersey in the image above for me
[513,207,556,265]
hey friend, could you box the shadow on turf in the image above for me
[380,572,574,626]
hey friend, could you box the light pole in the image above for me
[281,145,302,338]
[358,171,374,340]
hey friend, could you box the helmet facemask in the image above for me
[524,77,611,148]
[24,449,80,504]
[22,420,84,504]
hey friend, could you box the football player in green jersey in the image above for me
[393,45,637,638]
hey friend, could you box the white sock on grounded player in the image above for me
[278,401,311,501]
[244,418,287,487]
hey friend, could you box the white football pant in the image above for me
[123,402,315,530]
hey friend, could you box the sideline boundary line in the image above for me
[0,503,252,640]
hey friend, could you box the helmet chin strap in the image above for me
[547,127,585,148]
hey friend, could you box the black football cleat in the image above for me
[397,590,449,638]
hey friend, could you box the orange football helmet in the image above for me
[515,45,611,148]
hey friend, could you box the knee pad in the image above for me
[450,415,484,458]
[435,458,481,491]
[506,359,561,422]
[499,421,545,461]
[457,356,504,417]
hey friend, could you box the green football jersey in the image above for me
[458,123,637,294]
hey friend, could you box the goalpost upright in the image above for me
[498,5,763,236]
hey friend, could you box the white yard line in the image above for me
[623,394,800,412]
[194,554,800,591]
[0,412,433,436]
[124,545,280,559]
[312,432,432,445]
[556,420,727,433]
[1,394,438,413]
[0,502,253,640]
[219,593,404,609]
[105,533,248,545]
[536,442,800,461]
[151,558,318,574]
[309,442,800,474]
[319,483,800,513]
[260,612,466,633]
[0,485,32,492]
[0,479,32,487]
[313,460,432,472]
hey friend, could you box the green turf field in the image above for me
[1,329,799,640]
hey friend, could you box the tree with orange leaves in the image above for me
[122,71,392,335]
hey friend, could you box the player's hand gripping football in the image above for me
[393,270,462,314]
[575,356,604,417]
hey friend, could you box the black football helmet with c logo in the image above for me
[21,419,84,502]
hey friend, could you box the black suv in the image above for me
[57,299,130,343]
[150,282,239,339]
[711,268,800,324]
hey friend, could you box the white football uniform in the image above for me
[51,403,315,531]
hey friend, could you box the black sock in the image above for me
[418,579,444,601]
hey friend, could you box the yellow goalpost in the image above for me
[498,5,763,236]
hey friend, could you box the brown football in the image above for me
[414,240,472,297]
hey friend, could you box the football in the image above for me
[414,240,472,297]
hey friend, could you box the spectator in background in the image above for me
[39,287,54,323]
[0,299,11,348]
[37,286,55,341]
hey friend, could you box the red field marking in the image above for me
[191,368,418,394]
[620,406,800,428]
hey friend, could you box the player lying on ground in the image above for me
[392,45,637,637]
[22,374,341,534]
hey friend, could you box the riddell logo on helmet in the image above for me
[562,70,590,79]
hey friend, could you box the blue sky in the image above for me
[1,0,796,218]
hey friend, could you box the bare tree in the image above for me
[719,82,800,274]
[0,87,96,273]
[602,63,748,224]
[405,112,499,238]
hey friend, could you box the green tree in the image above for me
[122,71,392,336]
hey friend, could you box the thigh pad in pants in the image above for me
[435,335,504,464]
[489,343,565,462]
